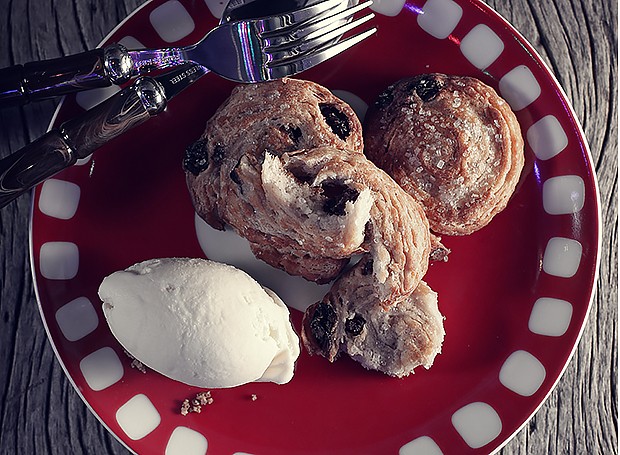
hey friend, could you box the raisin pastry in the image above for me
[185,78,365,282]
[303,280,444,377]
[364,74,525,236]
[185,78,363,228]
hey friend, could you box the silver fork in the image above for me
[0,0,376,208]
[0,0,375,106]
[128,0,376,82]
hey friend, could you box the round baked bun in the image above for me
[364,74,525,235]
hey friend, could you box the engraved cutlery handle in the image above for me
[0,77,165,208]
[0,44,133,106]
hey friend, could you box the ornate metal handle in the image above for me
[0,77,166,208]
[0,44,134,106]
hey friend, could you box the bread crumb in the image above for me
[180,399,191,416]
[251,394,258,401]
[196,391,214,405]
[130,359,147,373]
[180,391,214,416]
[123,350,147,374]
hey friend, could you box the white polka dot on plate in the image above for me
[399,435,444,455]
[527,115,569,161]
[371,0,407,17]
[150,0,195,43]
[529,297,573,336]
[499,350,546,397]
[460,24,504,70]
[39,241,79,280]
[55,296,99,341]
[166,427,208,455]
[417,0,463,39]
[79,347,124,391]
[75,85,121,111]
[116,394,161,440]
[542,237,583,278]
[38,179,81,220]
[542,175,585,215]
[451,402,502,449]
[498,65,541,111]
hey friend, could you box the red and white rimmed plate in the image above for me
[29,0,601,453]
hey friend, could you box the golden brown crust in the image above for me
[364,74,525,235]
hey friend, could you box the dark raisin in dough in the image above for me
[408,75,443,102]
[321,180,360,216]
[375,85,395,108]
[183,139,209,176]
[319,103,351,140]
[309,302,337,353]
[345,315,365,336]
[283,124,303,144]
[211,143,226,165]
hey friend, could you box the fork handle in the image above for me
[0,44,134,107]
[0,77,166,208]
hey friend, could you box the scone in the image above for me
[364,74,525,235]
[185,78,365,282]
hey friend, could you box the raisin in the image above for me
[321,179,359,216]
[183,139,209,176]
[283,124,303,144]
[211,143,226,165]
[361,259,373,276]
[309,302,337,353]
[409,75,442,102]
[345,315,365,336]
[319,103,351,140]
[375,86,395,108]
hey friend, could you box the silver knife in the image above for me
[0,63,207,209]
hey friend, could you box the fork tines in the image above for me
[267,27,377,78]
[263,0,377,76]
[255,0,346,34]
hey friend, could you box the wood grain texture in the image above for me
[0,0,616,454]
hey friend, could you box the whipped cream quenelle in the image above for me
[98,258,300,388]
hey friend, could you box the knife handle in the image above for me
[0,44,134,107]
[0,77,166,208]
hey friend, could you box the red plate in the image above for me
[30,0,601,453]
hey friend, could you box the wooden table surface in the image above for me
[0,0,616,453]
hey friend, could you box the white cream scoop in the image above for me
[98,257,300,388]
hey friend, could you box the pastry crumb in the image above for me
[196,391,214,405]
[123,350,147,373]
[180,399,191,416]
[250,394,258,401]
[180,391,214,416]
[130,359,147,373]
